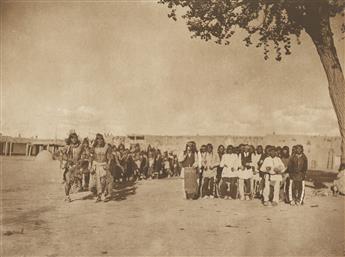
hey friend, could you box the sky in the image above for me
[1,0,344,139]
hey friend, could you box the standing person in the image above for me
[260,146,286,206]
[132,144,141,180]
[79,138,92,191]
[238,145,254,200]
[201,144,220,199]
[117,144,127,183]
[172,154,181,177]
[110,145,123,184]
[153,149,163,179]
[197,144,207,196]
[287,145,308,206]
[163,151,172,177]
[126,149,135,181]
[219,145,241,199]
[62,132,83,202]
[214,145,225,198]
[180,142,199,199]
[280,146,291,202]
[147,150,155,179]
[257,145,271,197]
[251,145,262,198]
[139,151,148,179]
[90,133,113,202]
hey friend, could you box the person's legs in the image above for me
[62,168,68,182]
[291,179,299,203]
[238,179,245,200]
[288,178,294,204]
[219,178,228,198]
[284,177,290,203]
[84,172,90,190]
[296,180,305,204]
[253,178,261,198]
[202,177,210,197]
[64,176,72,199]
[250,178,255,197]
[272,180,280,204]
[229,177,237,199]
[244,179,251,199]
[209,177,214,197]
[104,174,113,202]
[262,175,270,203]
[95,171,105,202]
[214,177,220,197]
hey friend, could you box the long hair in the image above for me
[65,132,80,146]
[93,133,105,148]
[81,137,89,146]
[184,141,195,155]
[281,146,290,158]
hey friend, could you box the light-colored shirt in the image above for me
[260,156,286,181]
[203,152,220,177]
[220,153,241,178]
[252,153,262,171]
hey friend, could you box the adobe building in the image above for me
[0,135,65,156]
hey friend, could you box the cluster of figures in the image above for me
[180,141,308,207]
[60,132,308,206]
[60,132,182,202]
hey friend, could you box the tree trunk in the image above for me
[307,17,345,169]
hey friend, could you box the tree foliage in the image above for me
[159,0,345,61]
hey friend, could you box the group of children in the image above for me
[60,132,308,205]
[180,141,308,206]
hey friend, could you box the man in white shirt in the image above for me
[260,146,286,206]
[219,145,241,199]
[201,144,220,199]
[251,145,263,198]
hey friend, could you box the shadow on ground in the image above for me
[80,181,137,202]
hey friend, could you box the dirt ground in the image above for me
[1,157,344,256]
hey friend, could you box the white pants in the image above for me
[263,175,281,202]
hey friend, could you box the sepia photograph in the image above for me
[0,0,345,256]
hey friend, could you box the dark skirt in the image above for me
[184,167,198,197]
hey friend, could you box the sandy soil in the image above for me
[1,157,344,256]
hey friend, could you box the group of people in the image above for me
[180,141,308,207]
[60,132,181,202]
[60,132,308,206]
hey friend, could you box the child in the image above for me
[287,145,308,206]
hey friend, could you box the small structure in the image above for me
[0,135,65,156]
